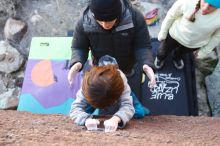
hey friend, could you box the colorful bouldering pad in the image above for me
[18,37,81,114]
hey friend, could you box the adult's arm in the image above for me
[133,7,154,69]
[69,17,90,69]
[158,0,184,41]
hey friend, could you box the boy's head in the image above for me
[82,64,124,109]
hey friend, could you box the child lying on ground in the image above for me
[69,57,135,132]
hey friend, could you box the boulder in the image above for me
[4,17,28,46]
[0,41,24,74]
[0,0,20,25]
[0,88,19,109]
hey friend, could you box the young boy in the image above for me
[69,57,135,132]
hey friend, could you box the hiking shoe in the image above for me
[173,59,184,69]
[154,57,165,69]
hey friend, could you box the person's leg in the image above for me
[126,64,149,118]
[155,33,179,69]
[127,63,142,99]
[173,46,198,61]
[156,34,179,60]
[173,45,199,69]
[131,91,150,118]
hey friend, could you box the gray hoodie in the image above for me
[69,70,135,128]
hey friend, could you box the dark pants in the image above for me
[157,33,199,61]
[127,64,149,118]
[126,63,142,99]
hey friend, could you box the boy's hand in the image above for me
[104,116,121,133]
[85,118,100,131]
[68,62,82,85]
[143,64,156,88]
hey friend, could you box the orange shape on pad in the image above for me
[31,60,55,87]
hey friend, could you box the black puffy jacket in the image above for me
[70,0,154,74]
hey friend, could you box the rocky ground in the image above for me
[1,1,220,145]
[0,110,220,146]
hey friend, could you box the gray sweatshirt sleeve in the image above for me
[114,71,135,128]
[69,89,92,126]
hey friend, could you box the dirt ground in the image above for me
[0,110,220,146]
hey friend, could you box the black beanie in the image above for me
[90,0,122,21]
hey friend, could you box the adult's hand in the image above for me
[68,62,82,85]
[143,64,156,88]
